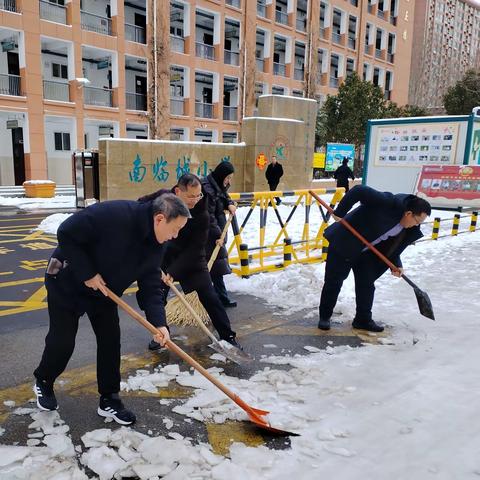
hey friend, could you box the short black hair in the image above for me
[152,193,191,221]
[405,196,431,216]
[177,173,201,190]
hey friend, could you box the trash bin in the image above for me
[73,151,100,208]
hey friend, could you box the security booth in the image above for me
[73,151,100,208]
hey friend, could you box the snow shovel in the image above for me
[104,286,297,436]
[309,190,435,321]
[163,272,252,365]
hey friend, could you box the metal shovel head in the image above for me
[208,339,253,365]
[413,285,435,320]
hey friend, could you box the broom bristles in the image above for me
[166,291,210,326]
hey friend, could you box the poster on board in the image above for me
[374,123,460,167]
[415,164,480,207]
[325,143,355,172]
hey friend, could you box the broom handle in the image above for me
[103,286,254,413]
[165,275,219,343]
[207,213,233,271]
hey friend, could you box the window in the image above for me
[222,131,237,143]
[272,85,285,95]
[54,132,71,151]
[52,63,68,79]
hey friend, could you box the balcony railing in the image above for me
[125,23,146,44]
[294,67,304,81]
[170,97,185,115]
[126,92,147,111]
[223,105,237,121]
[275,10,288,25]
[348,37,356,49]
[296,17,306,31]
[196,42,215,60]
[195,101,213,118]
[0,0,17,12]
[40,0,66,23]
[273,62,286,76]
[384,90,391,100]
[226,0,240,7]
[224,50,239,66]
[320,27,327,39]
[375,48,382,59]
[257,1,266,17]
[390,15,397,26]
[84,86,113,107]
[0,74,21,96]
[81,11,112,36]
[377,10,385,19]
[329,76,339,88]
[332,32,341,44]
[365,43,371,54]
[387,53,394,63]
[256,58,264,71]
[170,35,185,53]
[43,80,69,101]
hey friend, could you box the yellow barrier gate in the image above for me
[227,188,345,277]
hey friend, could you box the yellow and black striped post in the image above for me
[431,217,441,240]
[452,214,460,236]
[283,238,293,267]
[239,243,250,278]
[470,211,478,232]
[321,238,329,261]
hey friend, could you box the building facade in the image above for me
[0,0,414,185]
[409,0,480,112]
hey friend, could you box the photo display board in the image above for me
[374,123,459,167]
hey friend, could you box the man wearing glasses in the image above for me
[138,174,239,350]
[318,185,431,332]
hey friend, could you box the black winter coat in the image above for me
[154,189,211,292]
[334,164,355,188]
[325,185,423,267]
[265,162,284,187]
[46,200,168,326]
[201,174,234,277]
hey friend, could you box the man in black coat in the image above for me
[202,161,237,308]
[318,185,431,332]
[139,174,239,350]
[33,194,190,425]
[334,157,355,192]
[265,155,284,204]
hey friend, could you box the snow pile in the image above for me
[0,195,75,210]
[36,213,72,234]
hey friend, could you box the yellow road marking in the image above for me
[0,278,44,288]
[0,353,193,423]
[0,285,47,317]
[0,272,13,276]
[206,421,265,456]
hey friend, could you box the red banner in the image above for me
[415,165,480,205]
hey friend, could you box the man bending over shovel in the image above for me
[138,174,241,351]
[33,194,190,425]
[318,185,431,332]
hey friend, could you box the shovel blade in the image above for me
[208,341,253,365]
[413,286,435,320]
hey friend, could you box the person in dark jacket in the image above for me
[201,161,237,308]
[318,185,431,332]
[33,194,190,425]
[333,157,355,192]
[139,174,240,350]
[265,155,284,204]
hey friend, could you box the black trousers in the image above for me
[319,248,387,321]
[34,283,121,396]
[268,182,281,204]
[156,280,235,340]
[211,275,232,306]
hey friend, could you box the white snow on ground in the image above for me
[0,195,75,210]
[36,213,73,235]
[1,196,480,479]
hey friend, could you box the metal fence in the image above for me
[125,23,146,44]
[39,0,66,24]
[84,86,113,107]
[43,80,69,101]
[0,74,21,96]
[81,11,112,35]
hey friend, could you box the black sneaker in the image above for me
[352,318,384,333]
[33,380,58,411]
[98,394,136,425]
[317,317,331,330]
[148,339,164,351]
[222,300,237,308]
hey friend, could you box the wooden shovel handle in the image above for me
[309,190,399,273]
[207,213,233,271]
[104,286,249,412]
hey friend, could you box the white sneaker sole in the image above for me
[32,384,58,411]
[97,407,135,425]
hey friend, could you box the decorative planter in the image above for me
[23,180,56,198]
